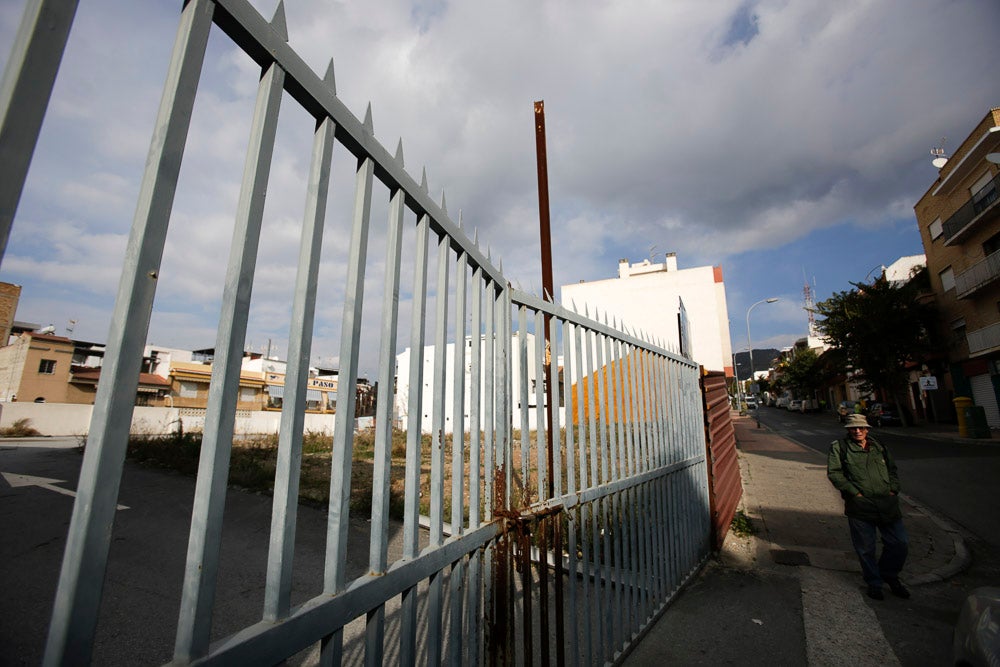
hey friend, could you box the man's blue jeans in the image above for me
[848,516,908,587]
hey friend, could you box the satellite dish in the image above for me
[987,152,1000,165]
[932,157,948,169]
[36,325,56,335]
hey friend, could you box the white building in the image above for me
[560,254,733,375]
[882,255,926,285]
[394,333,555,434]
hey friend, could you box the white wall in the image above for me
[0,402,338,437]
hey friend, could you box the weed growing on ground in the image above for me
[730,509,756,537]
[0,418,42,437]
[107,427,422,518]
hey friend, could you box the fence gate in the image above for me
[497,291,711,664]
[2,1,712,664]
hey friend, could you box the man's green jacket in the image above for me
[827,436,902,523]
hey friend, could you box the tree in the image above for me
[781,348,822,398]
[813,272,940,423]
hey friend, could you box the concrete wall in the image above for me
[0,402,338,437]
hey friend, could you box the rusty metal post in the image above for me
[534,99,565,665]
[490,467,509,667]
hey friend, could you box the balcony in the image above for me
[955,248,1000,298]
[967,321,1000,357]
[942,172,1000,245]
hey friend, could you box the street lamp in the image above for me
[732,353,742,411]
[746,298,779,389]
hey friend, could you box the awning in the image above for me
[306,389,322,402]
[267,384,284,398]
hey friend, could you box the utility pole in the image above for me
[533,99,563,666]
[534,101,555,436]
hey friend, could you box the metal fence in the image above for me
[2,1,711,664]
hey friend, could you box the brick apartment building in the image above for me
[915,107,1000,426]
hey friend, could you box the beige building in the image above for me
[0,332,170,405]
[0,327,348,413]
[0,282,21,345]
[915,107,1000,426]
[168,360,266,412]
[166,358,340,414]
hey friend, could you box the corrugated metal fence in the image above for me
[701,370,742,550]
[1,1,714,664]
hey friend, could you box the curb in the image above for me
[901,493,972,585]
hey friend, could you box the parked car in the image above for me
[867,403,900,427]
[788,399,802,412]
[775,396,790,409]
[953,586,1000,666]
[837,401,855,423]
[745,396,758,410]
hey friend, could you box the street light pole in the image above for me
[732,353,742,411]
[746,297,779,390]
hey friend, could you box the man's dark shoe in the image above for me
[867,585,884,600]
[887,580,910,599]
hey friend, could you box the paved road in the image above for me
[6,419,998,666]
[0,438,394,665]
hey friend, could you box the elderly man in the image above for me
[827,413,910,600]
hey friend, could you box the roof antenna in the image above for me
[931,137,948,169]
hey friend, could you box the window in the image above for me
[179,381,198,398]
[38,359,56,374]
[984,231,1000,257]
[939,266,955,292]
[266,384,283,409]
[306,389,322,411]
[971,171,998,216]
[928,218,942,241]
[239,387,256,402]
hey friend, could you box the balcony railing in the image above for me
[942,171,1000,245]
[967,320,1000,357]
[955,248,1000,298]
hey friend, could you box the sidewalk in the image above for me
[623,413,970,666]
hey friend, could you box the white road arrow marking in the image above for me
[1,472,129,510]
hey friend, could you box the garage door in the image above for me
[969,373,1000,428]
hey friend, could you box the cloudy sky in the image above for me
[1,0,998,375]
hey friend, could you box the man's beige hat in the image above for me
[845,414,869,428]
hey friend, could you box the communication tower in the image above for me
[803,274,817,337]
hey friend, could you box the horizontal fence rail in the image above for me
[0,1,713,664]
